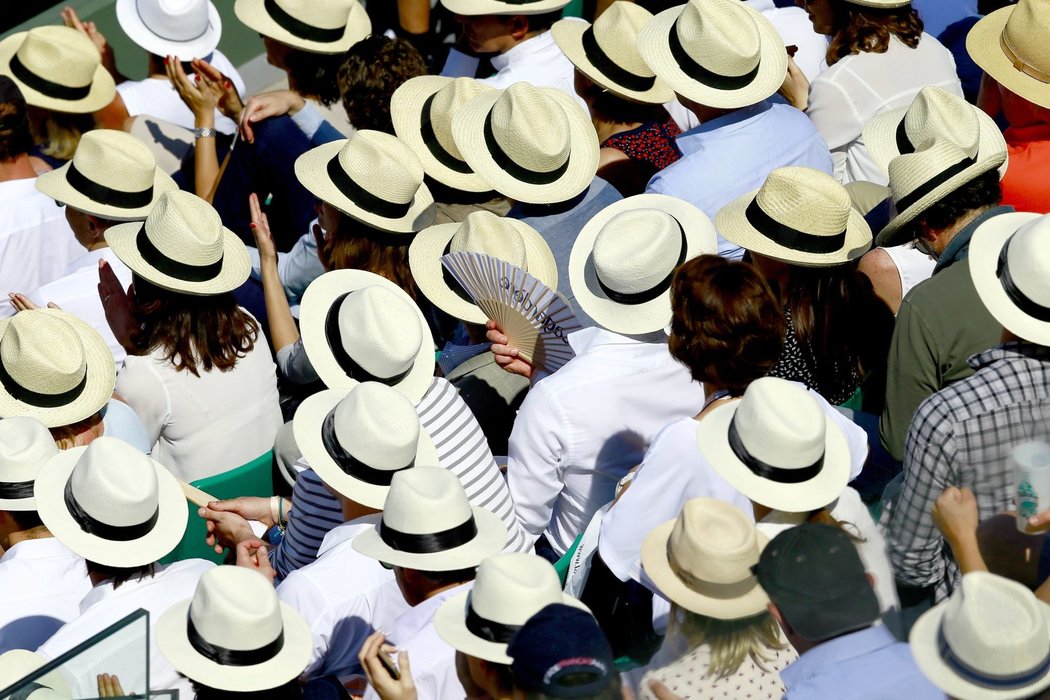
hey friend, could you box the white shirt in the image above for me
[466,31,587,113]
[0,538,91,654]
[745,0,828,82]
[507,328,704,554]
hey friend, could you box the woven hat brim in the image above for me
[298,270,436,401]
[233,0,371,54]
[36,165,178,222]
[115,0,222,61]
[637,4,787,110]
[293,388,438,508]
[155,597,312,691]
[569,193,718,335]
[410,220,559,324]
[968,7,1050,111]
[0,33,116,113]
[34,446,187,567]
[0,310,115,428]
[551,19,675,105]
[0,650,71,696]
[440,0,571,15]
[451,88,600,205]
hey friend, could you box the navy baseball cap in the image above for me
[507,604,615,698]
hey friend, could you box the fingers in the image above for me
[8,292,38,312]
[192,58,224,82]
[398,650,412,684]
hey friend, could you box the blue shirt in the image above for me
[646,100,833,259]
[912,0,977,39]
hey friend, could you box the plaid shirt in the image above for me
[882,341,1050,601]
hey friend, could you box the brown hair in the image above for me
[826,2,924,65]
[338,36,427,133]
[320,213,420,301]
[0,77,32,161]
[49,412,104,449]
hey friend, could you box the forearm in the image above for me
[946,533,989,575]
[259,258,300,351]
[397,0,430,33]
[193,112,221,202]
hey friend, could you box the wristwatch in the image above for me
[193,127,217,139]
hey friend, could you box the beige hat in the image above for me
[452,83,600,205]
[36,129,178,221]
[637,0,787,110]
[0,416,59,511]
[0,26,115,113]
[293,383,438,508]
[117,0,221,62]
[967,0,1050,110]
[439,0,571,16]
[0,650,71,699]
[642,497,769,619]
[716,167,873,267]
[411,211,558,324]
[552,4,674,104]
[234,0,371,54]
[0,309,115,429]
[295,131,436,233]
[570,194,717,335]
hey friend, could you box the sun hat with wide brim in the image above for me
[552,4,675,105]
[0,650,71,699]
[570,194,717,335]
[35,436,187,568]
[439,0,571,16]
[116,0,221,62]
[967,0,1050,111]
[716,166,872,267]
[0,26,116,114]
[0,309,115,429]
[234,0,371,54]
[0,416,60,511]
[637,0,787,110]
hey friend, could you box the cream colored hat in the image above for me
[157,566,312,692]
[967,0,1050,110]
[0,650,71,699]
[911,572,1050,700]
[0,26,115,113]
[696,377,851,513]
[439,0,570,16]
[117,0,221,62]
[637,0,787,110]
[295,131,436,233]
[452,83,600,205]
[0,309,115,429]
[642,497,769,619]
[35,436,187,567]
[36,129,178,221]
[552,3,674,104]
[234,0,371,54]
[411,211,558,324]
[0,416,59,511]
[716,167,873,267]
[570,194,717,335]
[293,383,438,509]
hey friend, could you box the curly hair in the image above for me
[338,36,427,133]
[0,76,32,161]
[898,169,1002,240]
[283,49,347,106]
[320,212,420,301]
[826,2,924,65]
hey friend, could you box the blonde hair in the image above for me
[669,605,787,680]
[49,412,103,450]
[27,106,93,161]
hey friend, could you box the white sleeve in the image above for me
[277,571,332,677]
[505,382,568,542]
[114,357,169,449]
[806,77,860,183]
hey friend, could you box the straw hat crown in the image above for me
[589,2,660,83]
[329,286,424,382]
[273,0,357,32]
[189,566,285,655]
[0,416,58,484]
[337,131,425,208]
[674,0,762,80]
[755,167,853,238]
[2,312,88,399]
[429,78,488,166]
[146,191,225,268]
[10,26,104,96]
[899,87,980,157]
[469,554,569,628]
[887,140,979,206]
[72,129,160,196]
[68,437,162,528]
[733,377,826,471]
[381,467,475,537]
[329,382,422,471]
[490,83,571,178]
[667,498,764,587]
[450,212,527,268]
[592,208,684,298]
[1000,216,1050,312]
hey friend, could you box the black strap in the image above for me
[320,410,414,486]
[464,595,521,643]
[135,0,209,42]
[895,118,915,155]
[744,199,847,255]
[581,26,656,93]
[997,235,1050,322]
[595,220,686,305]
[0,479,34,500]
[66,161,154,210]
[64,477,159,541]
[187,616,285,667]
[420,93,474,175]
[0,358,88,409]
[323,292,415,384]
[10,54,92,102]
[667,22,760,92]
[135,224,224,282]
[894,155,978,213]
[441,241,477,304]
[10,682,49,700]
[326,155,413,220]
[263,0,346,43]
[726,415,824,484]
[379,515,479,554]
[483,111,569,186]
[938,623,1050,689]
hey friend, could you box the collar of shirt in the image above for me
[1004,123,1050,145]
[79,568,162,614]
[391,582,473,643]
[567,326,670,356]
[781,626,899,689]
[968,340,1050,372]
[0,536,80,564]
[934,205,1015,274]
[676,100,773,144]
[490,31,558,73]
[317,514,383,557]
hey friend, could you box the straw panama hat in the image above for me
[637,0,787,110]
[434,553,589,665]
[0,309,115,429]
[352,466,508,571]
[116,0,221,62]
[36,129,177,221]
[439,0,571,16]
[411,211,558,324]
[642,498,770,619]
[696,377,851,513]
[293,383,438,509]
[717,167,872,267]
[910,572,1050,700]
[570,194,717,335]
[298,270,435,402]
[0,416,60,511]
[296,130,436,233]
[35,436,187,567]
[452,82,600,205]
[967,0,1050,110]
[0,650,71,699]
[552,3,674,105]
[234,0,371,54]
[157,566,312,692]
[0,26,115,114]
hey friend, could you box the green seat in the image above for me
[561,0,585,17]
[553,533,585,586]
[160,451,276,565]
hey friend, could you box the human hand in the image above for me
[486,320,534,380]
[205,496,278,528]
[192,58,243,123]
[61,7,115,69]
[359,632,416,700]
[235,538,277,583]
[98,260,136,351]
[249,193,279,266]
[778,55,809,111]
[239,90,306,144]
[96,672,125,697]
[199,504,256,554]
[7,293,61,312]
[932,486,980,546]
[166,55,222,123]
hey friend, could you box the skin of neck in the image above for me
[677,94,736,125]
[336,492,382,523]
[0,153,39,182]
[0,511,51,550]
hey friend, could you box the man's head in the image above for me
[903,170,1002,258]
[0,76,31,164]
[454,11,561,54]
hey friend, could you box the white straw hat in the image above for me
[716,167,873,267]
[451,83,600,205]
[116,0,221,62]
[295,131,436,233]
[34,436,187,567]
[696,377,851,513]
[434,553,589,664]
[641,497,769,619]
[298,270,435,402]
[411,211,558,324]
[0,650,71,699]
[36,129,177,221]
[105,190,251,296]
[967,0,1050,110]
[569,194,717,335]
[352,466,508,571]
[911,572,1050,700]
[637,0,787,110]
[157,566,312,692]
[0,309,115,429]
[293,383,438,508]
[234,0,371,54]
[0,416,60,511]
[552,3,675,104]
[439,0,571,16]
[0,26,116,113]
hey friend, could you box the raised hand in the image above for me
[98,260,136,351]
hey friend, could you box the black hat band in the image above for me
[263,0,346,43]
[10,54,92,102]
[135,223,224,282]
[744,199,847,255]
[0,357,87,409]
[0,479,34,500]
[320,409,415,486]
[66,161,154,210]
[465,594,522,643]
[483,111,570,186]
[187,615,285,667]
[727,415,824,484]
[581,26,656,93]
[667,22,760,92]
[420,93,474,175]
[595,219,686,305]
[441,241,478,304]
[323,292,415,385]
[997,235,1050,322]
[64,476,159,541]
[379,515,479,554]
[326,154,413,220]
[894,154,978,213]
